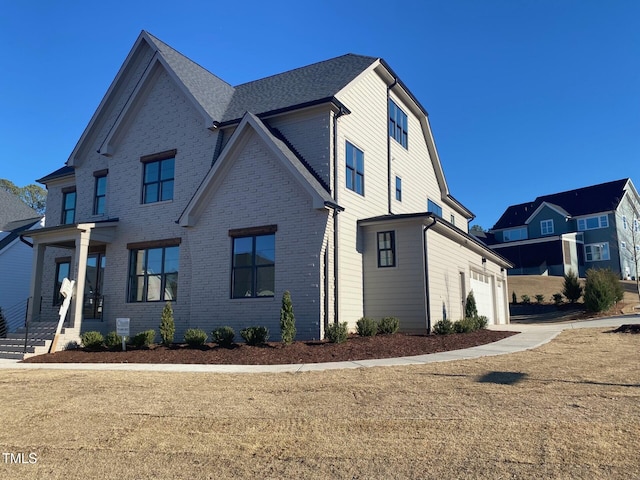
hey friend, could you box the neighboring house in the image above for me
[0,188,43,331]
[25,31,511,348]
[487,179,640,278]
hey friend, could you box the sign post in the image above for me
[116,318,130,351]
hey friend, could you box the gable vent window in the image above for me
[540,219,554,235]
[389,100,408,148]
[141,150,176,204]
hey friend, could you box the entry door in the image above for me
[83,253,105,320]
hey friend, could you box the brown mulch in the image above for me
[22,330,518,365]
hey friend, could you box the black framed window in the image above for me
[231,233,275,298]
[389,99,408,148]
[428,199,442,218]
[128,244,179,302]
[142,156,174,204]
[377,231,396,267]
[346,141,364,195]
[54,259,71,305]
[62,189,76,224]
[395,176,402,201]
[94,173,107,215]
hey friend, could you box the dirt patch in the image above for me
[612,324,640,334]
[22,330,516,365]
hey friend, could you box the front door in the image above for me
[83,253,105,320]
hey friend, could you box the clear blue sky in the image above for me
[1,0,638,229]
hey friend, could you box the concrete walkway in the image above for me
[0,315,638,374]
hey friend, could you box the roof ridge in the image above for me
[535,178,629,201]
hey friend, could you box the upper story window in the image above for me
[503,227,527,242]
[540,219,554,235]
[577,215,608,231]
[585,242,610,262]
[93,170,107,215]
[450,215,455,226]
[377,231,396,267]
[345,141,364,196]
[623,216,628,230]
[231,228,276,298]
[389,100,408,148]
[427,199,442,218]
[61,188,76,224]
[141,150,176,204]
[127,240,180,302]
[395,176,402,201]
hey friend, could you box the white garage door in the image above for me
[470,270,494,324]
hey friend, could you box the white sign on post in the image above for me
[116,318,130,351]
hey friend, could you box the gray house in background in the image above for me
[486,178,640,278]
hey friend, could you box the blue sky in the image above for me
[1,0,638,228]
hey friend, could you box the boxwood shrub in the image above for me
[240,326,269,346]
[81,331,104,349]
[356,317,377,337]
[211,326,236,348]
[130,330,156,348]
[184,328,208,347]
[377,316,400,335]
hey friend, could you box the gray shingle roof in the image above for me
[0,189,39,231]
[36,165,74,185]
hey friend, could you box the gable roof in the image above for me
[0,189,39,231]
[492,179,630,230]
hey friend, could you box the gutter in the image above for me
[19,235,34,248]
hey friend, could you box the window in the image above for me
[623,216,628,230]
[389,99,408,148]
[231,233,275,298]
[585,242,610,262]
[93,171,107,215]
[540,219,554,235]
[621,241,626,249]
[128,243,179,302]
[142,152,175,204]
[377,231,396,267]
[503,227,527,242]
[54,259,71,305]
[635,218,639,232]
[427,199,442,218]
[345,142,364,195]
[577,215,608,231]
[395,176,402,201]
[450,215,455,226]
[61,188,76,224]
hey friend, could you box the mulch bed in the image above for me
[22,330,518,365]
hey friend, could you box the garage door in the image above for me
[470,270,494,323]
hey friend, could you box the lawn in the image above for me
[0,327,638,479]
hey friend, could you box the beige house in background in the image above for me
[21,31,511,351]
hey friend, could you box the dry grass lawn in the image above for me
[0,327,638,479]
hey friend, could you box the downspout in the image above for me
[332,106,348,326]
[422,217,437,332]
[387,79,398,214]
[19,235,34,248]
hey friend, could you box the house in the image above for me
[487,179,640,278]
[21,31,512,352]
[0,188,43,332]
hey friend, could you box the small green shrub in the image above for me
[325,322,348,343]
[81,331,104,349]
[280,291,296,345]
[356,317,377,336]
[465,291,478,319]
[211,326,235,348]
[105,331,123,348]
[453,318,476,333]
[552,293,564,306]
[130,330,155,348]
[159,301,175,346]
[432,319,454,335]
[473,315,489,330]
[511,291,517,304]
[240,326,269,346]
[535,294,544,304]
[520,294,531,304]
[563,269,583,303]
[184,328,208,347]
[377,316,400,335]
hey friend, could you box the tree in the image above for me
[562,269,583,303]
[470,225,486,234]
[279,291,296,344]
[159,301,175,346]
[0,178,47,215]
[465,290,478,319]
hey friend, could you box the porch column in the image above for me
[69,229,91,330]
[26,242,46,323]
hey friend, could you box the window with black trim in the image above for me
[54,259,71,305]
[389,99,408,148]
[94,172,107,215]
[395,176,402,201]
[346,141,364,195]
[377,231,396,267]
[62,188,76,224]
[427,199,442,218]
[128,243,179,302]
[142,151,175,204]
[231,233,275,298]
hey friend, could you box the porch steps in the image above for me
[0,322,58,360]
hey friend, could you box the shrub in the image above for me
[159,301,175,346]
[325,322,348,344]
[535,294,545,304]
[64,340,80,350]
[552,293,564,306]
[520,294,531,304]
[0,307,7,338]
[378,316,400,335]
[105,331,123,348]
[184,328,208,347]
[130,330,155,348]
[473,315,489,330]
[240,326,269,346]
[280,291,296,344]
[511,291,517,304]
[81,331,104,349]
[432,319,454,335]
[584,268,623,312]
[356,317,377,337]
[211,326,235,348]
[453,317,476,333]
[563,269,583,303]
[465,291,478,319]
